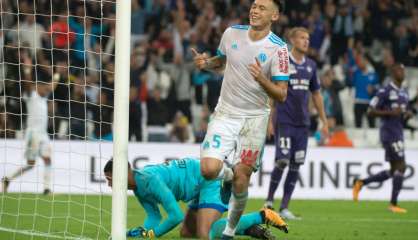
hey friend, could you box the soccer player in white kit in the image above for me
[192,0,289,238]
[2,76,58,195]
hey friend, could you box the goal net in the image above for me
[0,0,119,238]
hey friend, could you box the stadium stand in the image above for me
[1,0,418,146]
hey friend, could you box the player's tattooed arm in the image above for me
[249,58,288,102]
[191,48,226,73]
[204,56,226,72]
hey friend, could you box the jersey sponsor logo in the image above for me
[292,85,309,90]
[290,79,310,85]
[389,90,399,100]
[278,48,289,74]
[290,78,310,91]
[258,52,267,63]
[240,149,259,165]
[295,150,306,159]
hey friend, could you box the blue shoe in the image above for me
[221,234,234,240]
[220,180,232,204]
[126,226,146,237]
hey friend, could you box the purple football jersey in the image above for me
[369,82,409,142]
[275,55,320,127]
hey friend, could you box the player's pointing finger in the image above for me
[255,57,261,67]
[190,48,200,56]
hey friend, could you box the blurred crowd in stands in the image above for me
[0,0,418,143]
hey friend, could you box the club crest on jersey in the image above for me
[258,53,267,63]
[389,90,399,100]
[307,66,312,73]
[231,43,238,50]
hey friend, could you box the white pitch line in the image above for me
[0,226,96,240]
[303,218,418,223]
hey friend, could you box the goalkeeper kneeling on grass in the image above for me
[104,158,288,239]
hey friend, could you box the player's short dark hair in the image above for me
[104,159,113,173]
[103,158,131,173]
[272,0,284,13]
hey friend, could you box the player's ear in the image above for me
[271,3,280,22]
[272,10,279,22]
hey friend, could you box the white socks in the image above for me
[217,164,234,182]
[44,165,51,190]
[223,191,248,236]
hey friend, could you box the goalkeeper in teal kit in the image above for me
[103,158,288,239]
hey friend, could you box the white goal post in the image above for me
[112,0,131,239]
[0,0,131,239]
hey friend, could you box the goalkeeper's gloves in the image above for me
[126,226,155,238]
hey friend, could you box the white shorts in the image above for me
[24,130,51,160]
[201,111,269,171]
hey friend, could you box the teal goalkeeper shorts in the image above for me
[188,179,228,213]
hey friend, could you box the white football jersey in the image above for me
[215,25,290,116]
[25,90,48,132]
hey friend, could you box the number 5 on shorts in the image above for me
[212,135,221,148]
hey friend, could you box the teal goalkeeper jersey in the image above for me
[132,158,204,237]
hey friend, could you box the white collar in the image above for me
[390,81,400,90]
[246,27,271,45]
[290,52,306,65]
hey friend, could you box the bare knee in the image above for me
[200,158,223,180]
[43,157,51,166]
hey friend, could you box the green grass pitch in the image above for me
[0,194,417,239]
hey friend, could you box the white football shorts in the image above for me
[200,111,268,171]
[24,129,51,160]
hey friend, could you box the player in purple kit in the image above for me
[264,27,328,219]
[353,64,411,213]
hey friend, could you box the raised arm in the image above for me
[191,48,226,74]
[256,77,288,102]
[249,58,288,102]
